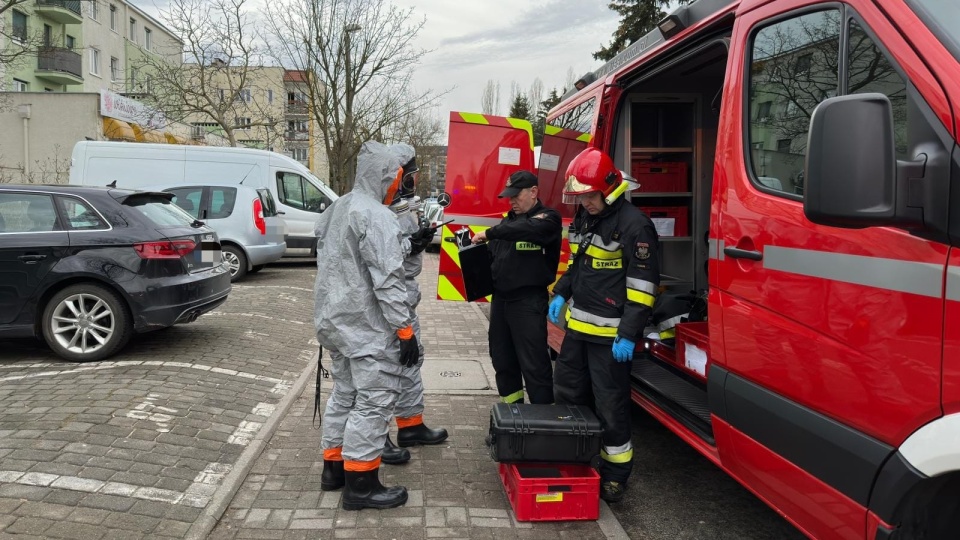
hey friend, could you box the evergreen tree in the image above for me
[532,88,563,147]
[508,93,532,123]
[594,0,693,61]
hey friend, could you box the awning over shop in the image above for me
[131,123,167,143]
[164,132,187,145]
[102,118,136,141]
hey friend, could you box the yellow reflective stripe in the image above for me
[626,288,656,307]
[601,448,634,464]
[592,259,622,270]
[576,132,593,143]
[545,125,562,135]
[459,112,490,125]
[569,244,580,254]
[500,390,524,403]
[660,328,676,340]
[566,317,619,337]
[505,117,534,150]
[437,275,466,301]
[585,245,621,260]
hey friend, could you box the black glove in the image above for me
[409,222,436,255]
[398,326,420,367]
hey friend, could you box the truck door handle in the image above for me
[723,247,762,261]
[18,254,47,263]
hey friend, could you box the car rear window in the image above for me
[124,194,197,227]
[209,187,237,219]
[257,188,279,217]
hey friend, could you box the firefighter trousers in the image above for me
[553,335,634,484]
[489,291,554,404]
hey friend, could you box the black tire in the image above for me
[222,245,248,282]
[41,283,133,362]
[249,265,265,274]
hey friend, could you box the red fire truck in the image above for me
[438,0,960,537]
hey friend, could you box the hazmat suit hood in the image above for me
[313,141,410,362]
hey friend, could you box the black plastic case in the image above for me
[488,403,602,463]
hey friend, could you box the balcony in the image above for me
[36,47,83,85]
[285,131,309,141]
[35,0,83,24]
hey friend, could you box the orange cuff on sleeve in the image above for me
[344,458,381,472]
[397,326,414,339]
[323,447,343,461]
[396,414,423,429]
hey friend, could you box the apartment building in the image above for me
[185,67,328,180]
[2,0,181,94]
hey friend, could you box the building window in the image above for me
[236,88,251,103]
[288,120,307,132]
[90,48,101,76]
[129,18,137,43]
[66,35,75,49]
[110,57,120,81]
[109,5,117,31]
[237,117,252,128]
[288,91,306,105]
[130,66,139,90]
[291,148,308,162]
[89,1,98,20]
[12,10,27,43]
[268,89,273,103]
[144,28,152,50]
[13,79,28,92]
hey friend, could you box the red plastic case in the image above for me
[639,206,689,237]
[499,462,600,521]
[632,161,688,192]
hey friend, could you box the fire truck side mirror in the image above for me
[804,93,897,229]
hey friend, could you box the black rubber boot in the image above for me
[320,460,344,491]
[382,435,411,465]
[341,469,408,511]
[397,422,449,447]
[600,480,626,503]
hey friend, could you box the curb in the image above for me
[598,500,631,539]
[184,349,318,540]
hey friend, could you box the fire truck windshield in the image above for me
[908,0,960,62]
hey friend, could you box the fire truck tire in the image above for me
[894,474,960,539]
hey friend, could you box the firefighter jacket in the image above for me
[553,198,660,342]
[486,200,562,299]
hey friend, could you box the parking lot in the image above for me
[0,260,318,538]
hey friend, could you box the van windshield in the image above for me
[908,0,960,61]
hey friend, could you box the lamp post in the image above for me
[343,23,361,184]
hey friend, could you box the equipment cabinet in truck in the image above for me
[440,0,960,538]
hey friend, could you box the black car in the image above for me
[0,184,231,362]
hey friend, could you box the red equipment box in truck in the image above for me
[439,0,960,538]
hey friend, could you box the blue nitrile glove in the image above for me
[612,336,635,363]
[548,295,566,324]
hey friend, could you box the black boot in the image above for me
[320,460,344,491]
[397,422,448,447]
[382,435,411,465]
[341,469,408,511]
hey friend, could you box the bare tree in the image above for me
[527,78,543,119]
[263,0,447,195]
[0,0,52,69]
[135,0,281,147]
[481,80,496,115]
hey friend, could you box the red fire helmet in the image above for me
[561,147,622,204]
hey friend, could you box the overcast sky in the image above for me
[134,0,620,136]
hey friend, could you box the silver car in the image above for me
[147,183,286,282]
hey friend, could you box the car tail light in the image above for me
[134,240,197,259]
[254,198,266,235]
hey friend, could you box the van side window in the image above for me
[847,20,908,159]
[748,10,912,197]
[167,187,203,219]
[748,10,841,196]
[257,188,278,217]
[277,172,331,213]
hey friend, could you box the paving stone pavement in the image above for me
[206,253,616,539]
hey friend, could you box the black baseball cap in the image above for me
[498,170,538,198]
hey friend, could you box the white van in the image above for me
[69,141,337,256]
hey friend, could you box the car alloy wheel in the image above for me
[42,283,132,362]
[221,245,248,282]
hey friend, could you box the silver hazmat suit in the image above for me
[388,143,426,420]
[314,140,411,463]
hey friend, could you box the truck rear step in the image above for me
[631,356,714,444]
